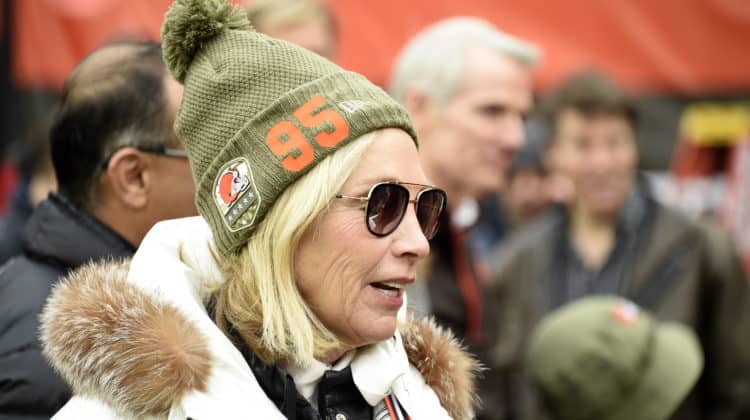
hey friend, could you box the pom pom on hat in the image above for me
[163,0,417,255]
[161,0,252,83]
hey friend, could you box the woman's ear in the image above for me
[104,147,150,210]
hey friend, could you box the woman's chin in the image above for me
[348,316,399,348]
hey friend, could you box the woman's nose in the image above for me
[391,205,430,260]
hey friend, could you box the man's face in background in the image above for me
[549,109,638,218]
[417,48,533,204]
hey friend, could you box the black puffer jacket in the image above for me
[0,193,135,420]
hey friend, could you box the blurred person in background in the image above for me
[389,17,540,420]
[471,124,558,260]
[0,117,57,264]
[244,0,336,59]
[0,40,197,419]
[490,71,750,420]
[528,296,703,420]
[503,138,553,226]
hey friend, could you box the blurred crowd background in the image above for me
[2,0,749,269]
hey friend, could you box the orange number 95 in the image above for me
[266,95,351,172]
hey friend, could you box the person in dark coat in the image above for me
[0,40,197,420]
[490,72,750,420]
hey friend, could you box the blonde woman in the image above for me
[40,0,478,419]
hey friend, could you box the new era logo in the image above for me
[338,99,372,114]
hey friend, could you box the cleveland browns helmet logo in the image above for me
[213,157,260,232]
[219,168,250,205]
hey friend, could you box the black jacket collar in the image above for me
[21,193,135,270]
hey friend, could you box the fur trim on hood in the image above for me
[401,317,481,420]
[41,260,478,419]
[40,260,212,417]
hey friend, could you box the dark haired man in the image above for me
[0,41,197,419]
[490,72,750,420]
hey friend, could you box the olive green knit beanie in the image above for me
[161,0,417,256]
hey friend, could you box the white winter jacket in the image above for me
[40,217,478,420]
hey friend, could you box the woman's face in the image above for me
[294,128,431,350]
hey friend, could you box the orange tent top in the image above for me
[12,0,750,94]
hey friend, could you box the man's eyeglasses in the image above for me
[335,182,447,240]
[145,147,189,159]
[98,146,189,170]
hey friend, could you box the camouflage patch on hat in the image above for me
[213,157,261,232]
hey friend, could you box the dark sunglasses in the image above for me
[335,182,447,240]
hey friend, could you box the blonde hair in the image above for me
[214,131,377,367]
[245,0,329,32]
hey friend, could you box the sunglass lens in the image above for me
[417,189,446,240]
[367,184,409,236]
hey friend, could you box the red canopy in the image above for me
[12,0,750,94]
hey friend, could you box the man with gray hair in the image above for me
[389,17,540,420]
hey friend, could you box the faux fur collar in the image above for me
[41,260,479,419]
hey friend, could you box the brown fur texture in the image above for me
[401,316,481,420]
[41,260,478,418]
[40,260,211,417]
